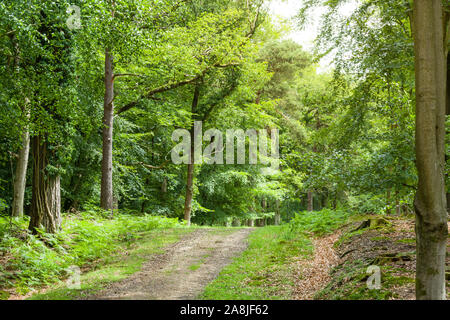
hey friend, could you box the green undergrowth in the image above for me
[199,225,313,300]
[0,210,183,298]
[287,209,351,237]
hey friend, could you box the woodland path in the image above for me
[85,228,254,300]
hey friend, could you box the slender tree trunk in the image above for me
[307,191,313,211]
[322,191,328,209]
[395,190,401,216]
[333,191,337,210]
[307,116,320,213]
[412,0,448,300]
[12,123,30,217]
[9,33,30,218]
[100,49,115,210]
[184,160,194,226]
[161,177,167,194]
[446,54,450,214]
[386,189,391,215]
[256,219,265,227]
[183,85,200,226]
[274,199,281,225]
[29,135,61,234]
[247,219,254,227]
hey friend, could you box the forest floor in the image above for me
[308,215,450,300]
[293,231,341,299]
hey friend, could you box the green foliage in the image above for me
[287,209,350,236]
[0,198,7,213]
[347,194,385,215]
[0,211,180,293]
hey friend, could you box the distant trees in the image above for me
[0,0,276,228]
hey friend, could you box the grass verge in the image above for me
[198,226,313,300]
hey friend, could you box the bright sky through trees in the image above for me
[269,0,358,72]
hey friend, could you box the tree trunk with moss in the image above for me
[412,0,448,300]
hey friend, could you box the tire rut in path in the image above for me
[87,228,254,300]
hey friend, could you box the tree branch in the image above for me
[116,61,240,115]
[136,160,169,170]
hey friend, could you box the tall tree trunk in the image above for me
[307,115,320,213]
[395,190,401,216]
[100,49,115,210]
[29,135,61,234]
[161,177,167,194]
[307,191,313,211]
[274,199,281,225]
[12,120,30,217]
[333,191,337,210]
[412,0,448,300]
[183,85,200,226]
[386,189,391,215]
[322,190,329,209]
[184,160,194,226]
[446,53,450,214]
[9,32,30,218]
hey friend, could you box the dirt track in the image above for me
[86,228,253,300]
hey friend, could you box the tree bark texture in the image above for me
[183,85,200,226]
[307,191,313,211]
[12,122,30,217]
[29,135,61,234]
[412,0,448,300]
[100,49,115,210]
